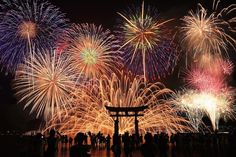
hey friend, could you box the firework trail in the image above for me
[14,50,78,120]
[180,0,236,61]
[61,23,122,80]
[117,1,178,81]
[0,0,67,74]
[43,73,192,136]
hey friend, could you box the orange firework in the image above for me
[43,73,193,136]
[63,23,122,80]
[181,0,236,60]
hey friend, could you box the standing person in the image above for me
[106,134,111,151]
[111,134,121,157]
[141,132,158,157]
[44,129,57,157]
[69,137,73,147]
[159,132,169,157]
[123,132,132,157]
[70,132,90,157]
[65,135,68,148]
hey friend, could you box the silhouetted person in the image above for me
[69,137,73,147]
[141,132,158,157]
[154,134,158,145]
[44,129,57,157]
[170,134,176,157]
[106,134,111,151]
[123,132,132,157]
[159,132,168,157]
[70,132,90,157]
[65,135,68,147]
[111,134,121,157]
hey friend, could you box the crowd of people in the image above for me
[2,128,236,157]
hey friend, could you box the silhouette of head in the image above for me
[49,129,56,137]
[144,132,153,143]
[75,132,84,144]
[124,132,129,137]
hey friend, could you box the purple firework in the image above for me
[0,0,68,74]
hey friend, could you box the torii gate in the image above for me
[105,105,148,138]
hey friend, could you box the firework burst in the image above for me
[186,67,225,93]
[117,1,178,80]
[44,73,192,136]
[0,0,67,73]
[186,55,233,93]
[174,90,204,131]
[14,50,78,120]
[175,89,234,131]
[62,23,122,80]
[180,1,236,60]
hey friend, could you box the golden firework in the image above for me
[44,73,192,136]
[18,21,37,39]
[14,51,78,120]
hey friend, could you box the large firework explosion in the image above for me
[43,73,193,136]
[180,0,236,60]
[61,23,122,80]
[0,0,67,74]
[14,51,78,120]
[175,89,234,131]
[117,1,178,81]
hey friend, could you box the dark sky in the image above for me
[0,0,236,132]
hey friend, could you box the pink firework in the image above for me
[186,68,225,93]
[186,56,233,93]
[220,59,234,75]
[196,54,234,77]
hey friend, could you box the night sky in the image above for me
[0,0,236,132]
